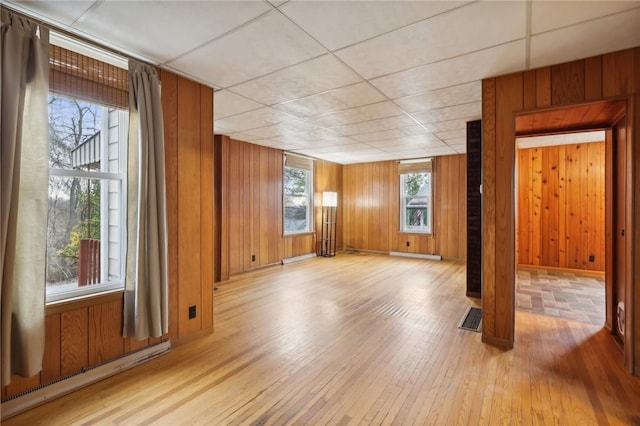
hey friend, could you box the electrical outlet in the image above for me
[589,255,595,263]
[252,254,256,262]
[406,241,410,247]
[188,305,196,319]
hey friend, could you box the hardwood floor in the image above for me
[4,253,640,425]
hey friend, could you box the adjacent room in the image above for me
[2,1,640,424]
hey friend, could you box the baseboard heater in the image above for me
[282,253,316,264]
[1,339,171,420]
[389,251,442,261]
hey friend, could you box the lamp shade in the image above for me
[322,191,338,207]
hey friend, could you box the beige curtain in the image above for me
[1,10,49,386]
[123,60,169,339]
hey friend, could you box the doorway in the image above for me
[515,130,606,326]
[514,99,628,345]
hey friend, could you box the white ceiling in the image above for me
[6,0,640,164]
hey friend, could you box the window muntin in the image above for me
[46,95,128,303]
[400,170,432,234]
[283,154,314,234]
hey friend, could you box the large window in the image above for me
[46,96,128,302]
[399,159,433,234]
[45,35,129,302]
[284,154,314,234]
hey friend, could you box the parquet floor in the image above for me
[4,253,640,425]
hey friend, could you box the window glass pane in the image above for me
[47,177,122,293]
[47,93,127,302]
[284,165,312,233]
[49,95,104,170]
[401,172,432,233]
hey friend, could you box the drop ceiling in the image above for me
[5,0,640,164]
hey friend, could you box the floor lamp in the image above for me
[321,191,337,257]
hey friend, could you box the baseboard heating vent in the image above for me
[389,251,442,261]
[282,253,316,264]
[1,339,171,420]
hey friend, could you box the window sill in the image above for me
[399,231,433,236]
[283,231,315,237]
[46,288,124,315]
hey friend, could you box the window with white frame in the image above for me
[283,153,314,234]
[45,34,129,303]
[399,159,433,234]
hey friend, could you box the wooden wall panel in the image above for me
[200,86,214,331]
[634,46,640,374]
[342,155,466,260]
[517,143,605,272]
[551,60,585,105]
[177,77,202,337]
[482,78,497,339]
[160,70,179,342]
[535,68,551,108]
[41,314,61,383]
[602,50,634,98]
[483,47,638,372]
[494,73,521,344]
[60,308,89,376]
[315,159,343,254]
[88,300,124,365]
[221,138,327,276]
[584,56,603,101]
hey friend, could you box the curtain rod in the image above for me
[1,4,155,66]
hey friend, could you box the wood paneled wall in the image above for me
[482,47,639,372]
[2,69,215,399]
[342,155,467,260]
[217,136,343,277]
[517,142,605,272]
[161,70,214,340]
[315,159,344,255]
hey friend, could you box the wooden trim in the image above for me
[517,264,605,278]
[46,290,123,316]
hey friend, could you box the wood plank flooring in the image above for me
[4,253,640,425]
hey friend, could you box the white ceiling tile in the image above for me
[531,1,640,35]
[336,1,525,79]
[215,107,297,132]
[273,82,385,117]
[214,125,232,134]
[310,102,405,128]
[74,1,271,63]
[435,129,466,141]
[243,119,323,139]
[231,54,361,105]
[167,11,326,88]
[453,147,467,154]
[227,132,265,143]
[330,114,415,136]
[352,126,430,143]
[368,135,442,149]
[254,139,306,151]
[444,138,467,147]
[394,82,481,113]
[412,102,481,125]
[272,129,349,145]
[9,0,95,26]
[372,40,527,99]
[214,90,263,120]
[423,119,471,133]
[529,8,640,69]
[280,1,469,51]
[268,1,290,8]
